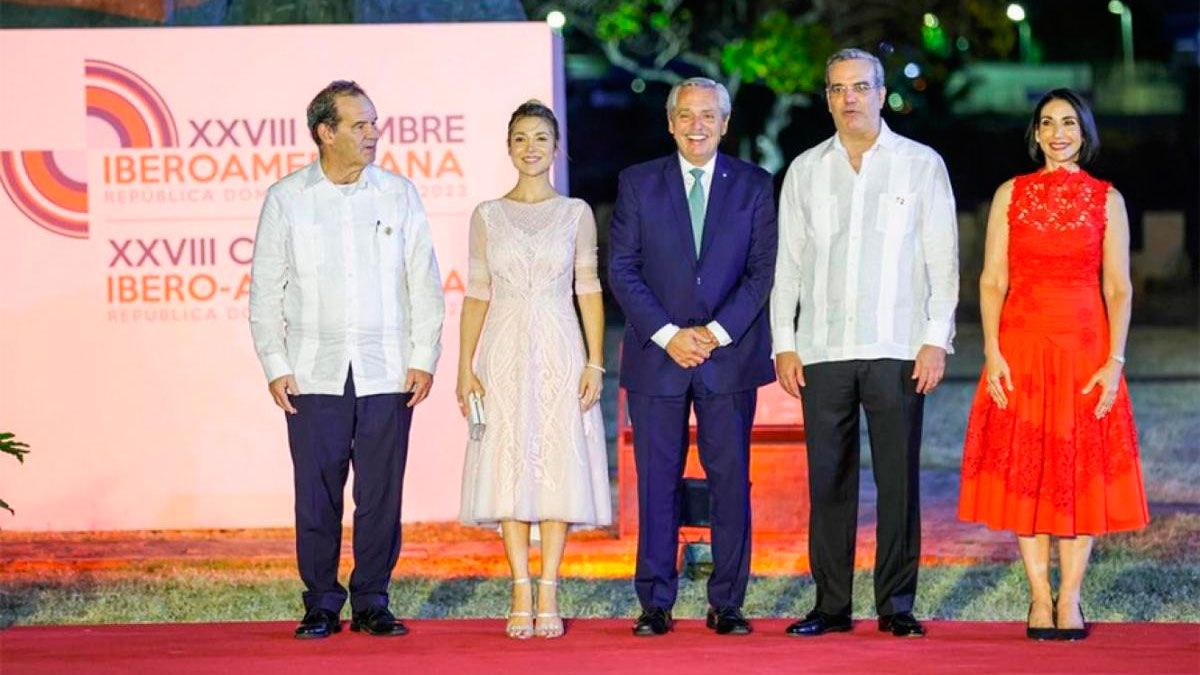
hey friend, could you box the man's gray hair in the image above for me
[666,77,732,118]
[824,48,885,87]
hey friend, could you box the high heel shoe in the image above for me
[534,578,564,639]
[1025,601,1056,641]
[1057,603,1088,641]
[506,578,533,639]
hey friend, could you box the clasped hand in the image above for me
[666,327,718,368]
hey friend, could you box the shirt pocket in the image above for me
[289,221,324,275]
[807,194,838,241]
[376,203,405,279]
[875,192,917,235]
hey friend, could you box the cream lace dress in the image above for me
[458,196,612,529]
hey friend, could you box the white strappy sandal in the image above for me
[535,578,564,639]
[506,577,533,639]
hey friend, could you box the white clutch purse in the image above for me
[468,392,486,441]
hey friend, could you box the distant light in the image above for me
[903,62,921,79]
[546,10,566,30]
[630,78,646,94]
[1107,0,1125,14]
[923,13,939,29]
[956,37,970,51]
[1006,3,1026,22]
[887,93,904,111]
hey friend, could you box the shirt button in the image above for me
[695,276,702,285]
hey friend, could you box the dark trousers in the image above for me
[801,359,924,618]
[285,370,413,614]
[628,374,756,611]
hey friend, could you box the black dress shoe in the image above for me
[350,606,409,637]
[878,612,926,638]
[1056,605,1088,641]
[1026,602,1057,641]
[706,607,752,635]
[785,610,852,637]
[632,608,673,636]
[295,608,341,639]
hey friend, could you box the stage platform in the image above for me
[4,619,1197,674]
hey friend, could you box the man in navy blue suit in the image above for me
[609,77,778,637]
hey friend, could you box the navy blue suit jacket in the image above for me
[609,152,778,396]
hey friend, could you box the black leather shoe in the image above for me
[879,612,925,638]
[785,610,852,637]
[295,608,341,639]
[632,608,673,636]
[1026,602,1057,641]
[706,607,752,635]
[1056,605,1088,641]
[350,606,409,636]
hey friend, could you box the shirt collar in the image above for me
[678,152,717,179]
[301,160,374,192]
[824,119,897,158]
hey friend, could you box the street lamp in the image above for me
[1108,0,1135,77]
[1006,4,1032,64]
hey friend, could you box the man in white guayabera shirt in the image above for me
[770,49,959,640]
[249,80,445,640]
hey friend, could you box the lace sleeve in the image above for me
[465,205,491,300]
[573,200,602,296]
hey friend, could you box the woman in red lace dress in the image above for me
[959,89,1149,641]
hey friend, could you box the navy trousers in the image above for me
[628,374,756,611]
[801,359,924,618]
[285,369,413,614]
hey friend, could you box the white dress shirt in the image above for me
[770,121,959,365]
[650,153,732,350]
[249,161,445,396]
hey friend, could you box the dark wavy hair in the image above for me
[307,80,368,147]
[1025,88,1100,166]
[507,99,559,144]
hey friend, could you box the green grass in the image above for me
[5,555,1197,627]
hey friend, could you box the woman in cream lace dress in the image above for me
[457,101,611,639]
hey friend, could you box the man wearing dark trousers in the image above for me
[250,81,445,639]
[610,77,777,637]
[771,49,959,638]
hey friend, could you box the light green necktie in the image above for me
[687,167,706,256]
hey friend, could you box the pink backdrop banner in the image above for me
[0,23,563,530]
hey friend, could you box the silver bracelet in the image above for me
[1110,354,1126,365]
[585,363,606,373]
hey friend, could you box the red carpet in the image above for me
[3,619,1197,674]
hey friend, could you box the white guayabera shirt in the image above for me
[250,161,445,396]
[771,121,959,365]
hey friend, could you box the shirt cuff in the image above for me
[650,323,681,350]
[922,320,954,351]
[408,346,440,374]
[773,332,797,355]
[706,321,732,347]
[262,354,292,384]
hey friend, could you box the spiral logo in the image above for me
[0,59,178,239]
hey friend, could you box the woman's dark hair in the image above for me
[1025,88,1100,166]
[507,99,559,144]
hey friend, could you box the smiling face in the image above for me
[825,58,885,141]
[668,86,728,166]
[507,115,557,177]
[320,94,379,172]
[1035,98,1084,168]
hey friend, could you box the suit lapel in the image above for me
[662,157,699,267]
[697,153,730,266]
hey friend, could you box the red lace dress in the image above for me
[958,168,1149,536]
